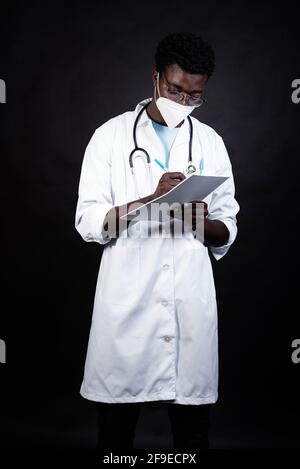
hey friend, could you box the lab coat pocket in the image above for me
[99,241,140,306]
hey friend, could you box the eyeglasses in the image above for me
[160,72,206,106]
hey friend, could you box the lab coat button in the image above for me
[161,300,168,307]
[162,264,169,271]
[163,335,172,342]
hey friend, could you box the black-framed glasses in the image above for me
[160,72,206,106]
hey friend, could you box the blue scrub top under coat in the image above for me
[151,120,180,169]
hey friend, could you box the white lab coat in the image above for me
[75,98,239,405]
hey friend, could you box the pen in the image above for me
[154,158,168,172]
[199,158,204,175]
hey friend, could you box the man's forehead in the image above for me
[164,64,208,92]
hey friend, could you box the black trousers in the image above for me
[97,401,211,450]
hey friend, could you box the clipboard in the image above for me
[120,174,228,221]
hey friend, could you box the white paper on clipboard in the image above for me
[120,174,228,221]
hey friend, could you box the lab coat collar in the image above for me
[134,98,191,146]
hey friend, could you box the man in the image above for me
[75,32,239,450]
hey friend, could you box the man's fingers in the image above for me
[166,172,186,181]
[188,200,207,205]
[168,180,181,187]
[187,200,208,211]
[181,201,208,218]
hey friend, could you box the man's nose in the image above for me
[179,93,190,105]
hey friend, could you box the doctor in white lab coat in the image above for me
[75,32,239,449]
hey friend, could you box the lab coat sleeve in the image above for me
[75,121,115,245]
[208,134,240,261]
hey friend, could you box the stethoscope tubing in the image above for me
[129,101,194,171]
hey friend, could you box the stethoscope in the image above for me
[129,101,197,198]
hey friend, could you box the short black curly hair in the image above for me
[155,32,215,78]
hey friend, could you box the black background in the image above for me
[0,0,299,449]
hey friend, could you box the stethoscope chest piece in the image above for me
[186,163,197,174]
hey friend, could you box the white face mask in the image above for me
[155,72,200,128]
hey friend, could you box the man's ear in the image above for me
[151,69,158,88]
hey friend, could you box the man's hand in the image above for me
[169,200,208,241]
[150,172,186,201]
[169,201,230,246]
[169,200,208,225]
[187,200,208,223]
